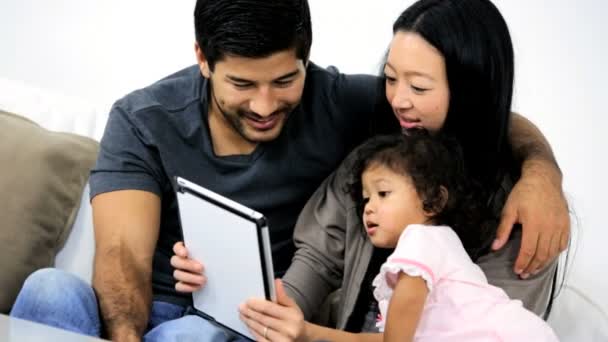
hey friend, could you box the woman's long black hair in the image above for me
[373,0,515,195]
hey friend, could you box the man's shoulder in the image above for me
[305,62,379,90]
[114,65,203,116]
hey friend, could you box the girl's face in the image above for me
[384,31,450,134]
[361,163,430,248]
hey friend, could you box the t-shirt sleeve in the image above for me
[89,102,165,200]
[378,225,451,292]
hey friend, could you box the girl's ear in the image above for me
[438,185,449,211]
[424,185,449,217]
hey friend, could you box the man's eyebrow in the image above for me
[225,69,300,84]
[226,75,254,83]
[274,69,300,81]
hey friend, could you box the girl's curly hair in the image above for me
[345,131,497,261]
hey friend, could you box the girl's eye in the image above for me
[362,197,370,205]
[378,191,390,197]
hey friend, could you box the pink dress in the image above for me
[373,224,558,341]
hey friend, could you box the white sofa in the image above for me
[1,77,606,341]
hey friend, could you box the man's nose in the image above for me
[250,87,278,117]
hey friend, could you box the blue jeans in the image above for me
[10,268,248,341]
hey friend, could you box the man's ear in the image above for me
[194,42,211,78]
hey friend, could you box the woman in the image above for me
[235,0,567,340]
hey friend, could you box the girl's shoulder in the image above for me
[393,224,467,262]
[397,224,459,246]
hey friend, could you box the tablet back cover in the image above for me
[176,178,273,339]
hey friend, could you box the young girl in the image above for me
[349,132,558,341]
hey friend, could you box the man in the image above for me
[11,0,567,341]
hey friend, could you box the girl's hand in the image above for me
[170,241,207,292]
[239,279,307,342]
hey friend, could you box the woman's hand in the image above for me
[492,160,570,278]
[240,279,307,342]
[170,241,207,292]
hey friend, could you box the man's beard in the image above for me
[210,84,293,144]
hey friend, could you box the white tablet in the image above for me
[175,177,276,340]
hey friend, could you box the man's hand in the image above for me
[170,242,207,292]
[109,327,141,342]
[492,160,570,278]
[239,279,307,342]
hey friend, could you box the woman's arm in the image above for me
[305,323,382,342]
[281,152,358,319]
[240,280,382,342]
[383,273,428,342]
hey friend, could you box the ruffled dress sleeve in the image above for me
[372,225,451,330]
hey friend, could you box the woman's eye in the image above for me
[411,85,429,93]
[384,74,396,84]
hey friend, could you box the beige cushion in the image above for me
[0,110,99,313]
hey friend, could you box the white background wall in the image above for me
[1,0,606,315]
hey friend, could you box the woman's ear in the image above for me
[194,42,211,78]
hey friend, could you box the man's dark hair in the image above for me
[194,0,312,71]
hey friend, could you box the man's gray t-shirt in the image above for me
[89,63,385,306]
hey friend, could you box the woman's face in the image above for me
[384,31,450,134]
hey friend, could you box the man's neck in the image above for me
[207,107,257,156]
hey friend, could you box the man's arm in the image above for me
[92,190,161,341]
[493,113,570,277]
[509,113,561,169]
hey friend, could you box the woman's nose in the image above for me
[391,84,413,111]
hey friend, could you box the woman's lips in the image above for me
[399,117,422,129]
